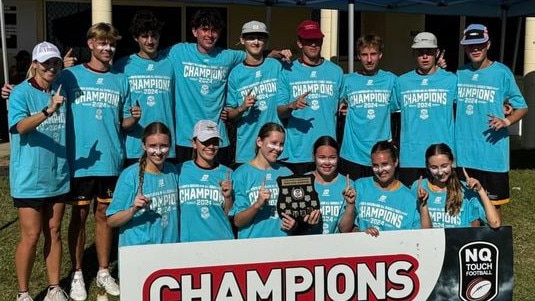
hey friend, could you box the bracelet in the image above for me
[503,118,511,126]
[41,106,51,117]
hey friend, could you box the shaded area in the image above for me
[510,149,535,169]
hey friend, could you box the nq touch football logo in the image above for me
[459,242,498,301]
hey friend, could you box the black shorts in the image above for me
[13,193,68,209]
[69,176,118,206]
[339,157,374,181]
[457,167,510,205]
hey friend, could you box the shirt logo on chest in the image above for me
[255,70,262,78]
[201,174,209,182]
[421,78,428,86]
[366,79,374,86]
[96,78,104,85]
[147,64,154,71]
[310,71,317,78]
[472,74,479,81]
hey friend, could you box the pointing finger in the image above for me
[300,91,310,99]
[247,88,253,97]
[65,48,73,57]
[226,169,231,181]
[261,176,266,190]
[54,84,62,96]
[462,167,470,180]
[418,175,423,190]
[346,174,351,189]
[135,100,140,107]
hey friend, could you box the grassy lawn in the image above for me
[0,169,533,300]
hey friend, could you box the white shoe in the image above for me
[16,292,33,301]
[69,271,87,301]
[96,271,120,296]
[43,286,68,301]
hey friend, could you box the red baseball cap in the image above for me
[296,20,324,39]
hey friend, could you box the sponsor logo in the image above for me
[459,242,498,301]
[142,255,420,301]
[200,175,209,182]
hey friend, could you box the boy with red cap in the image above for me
[277,20,344,175]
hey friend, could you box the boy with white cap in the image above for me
[394,32,457,187]
[225,20,288,167]
[455,24,528,212]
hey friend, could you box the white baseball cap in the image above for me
[32,41,62,63]
[193,120,221,142]
[241,20,269,36]
[411,32,438,49]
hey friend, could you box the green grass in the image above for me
[0,170,534,300]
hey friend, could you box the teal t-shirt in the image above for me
[354,177,421,231]
[8,79,70,198]
[107,162,180,247]
[59,64,130,177]
[395,68,457,168]
[410,178,487,228]
[341,70,397,166]
[455,62,527,172]
[113,52,176,159]
[167,43,245,147]
[177,160,234,242]
[229,162,293,238]
[280,59,344,163]
[226,57,285,163]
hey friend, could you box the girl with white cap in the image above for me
[9,41,69,301]
[177,120,235,242]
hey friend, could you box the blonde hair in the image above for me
[26,65,36,79]
[87,22,122,41]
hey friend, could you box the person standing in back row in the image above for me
[277,20,344,175]
[394,32,457,187]
[455,24,527,216]
[113,10,176,165]
[59,23,139,301]
[225,20,287,167]
[340,34,398,180]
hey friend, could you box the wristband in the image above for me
[41,106,51,117]
[503,118,511,126]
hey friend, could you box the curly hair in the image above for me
[129,10,163,37]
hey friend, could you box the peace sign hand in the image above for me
[342,174,356,204]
